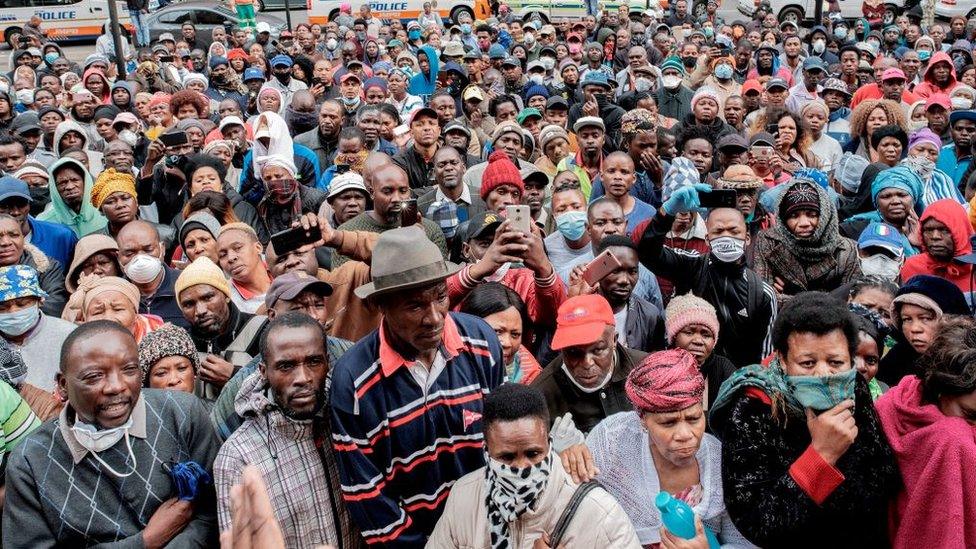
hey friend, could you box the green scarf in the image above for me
[708,358,805,434]
[37,157,108,237]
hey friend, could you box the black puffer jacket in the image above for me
[20,246,67,318]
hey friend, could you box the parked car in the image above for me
[738,0,906,25]
[145,1,287,47]
[935,0,975,20]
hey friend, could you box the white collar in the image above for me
[435,184,472,205]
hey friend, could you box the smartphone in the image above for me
[582,249,622,286]
[398,199,419,227]
[752,146,773,160]
[270,226,320,255]
[505,205,532,234]
[698,188,738,209]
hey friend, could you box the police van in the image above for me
[307,0,488,27]
[0,0,137,49]
[503,0,663,22]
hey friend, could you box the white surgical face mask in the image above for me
[529,73,544,85]
[859,253,901,281]
[118,129,139,147]
[326,38,338,50]
[124,252,163,284]
[540,56,555,71]
[709,236,746,263]
[662,75,683,89]
[635,77,653,92]
[71,417,138,477]
[951,96,973,110]
[15,89,34,104]
[812,39,826,54]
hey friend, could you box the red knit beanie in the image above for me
[480,150,524,200]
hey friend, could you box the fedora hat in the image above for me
[354,226,460,299]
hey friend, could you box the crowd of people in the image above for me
[0,1,975,547]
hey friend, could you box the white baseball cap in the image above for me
[327,172,369,201]
[218,116,245,133]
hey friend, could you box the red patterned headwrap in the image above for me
[625,349,705,414]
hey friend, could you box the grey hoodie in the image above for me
[52,120,103,174]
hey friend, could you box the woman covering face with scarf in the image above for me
[709,292,899,548]
[427,383,641,548]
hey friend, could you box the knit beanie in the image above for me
[660,56,686,76]
[690,87,720,111]
[779,181,821,218]
[180,212,222,250]
[480,150,524,200]
[908,127,942,151]
[137,323,200,380]
[538,125,569,153]
[665,293,720,343]
[90,168,137,209]
[175,256,231,300]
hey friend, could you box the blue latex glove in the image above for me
[662,184,712,215]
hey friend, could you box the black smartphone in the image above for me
[270,226,320,255]
[399,199,418,227]
[698,189,738,209]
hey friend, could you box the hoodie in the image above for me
[900,199,974,299]
[110,80,136,112]
[37,157,108,237]
[52,120,104,174]
[913,51,961,99]
[82,67,112,104]
[408,45,439,101]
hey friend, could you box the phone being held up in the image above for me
[582,249,622,286]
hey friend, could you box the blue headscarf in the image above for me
[870,166,923,208]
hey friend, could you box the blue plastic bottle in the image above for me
[655,491,720,549]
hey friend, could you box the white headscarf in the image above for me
[251,111,297,178]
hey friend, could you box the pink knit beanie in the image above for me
[665,293,720,343]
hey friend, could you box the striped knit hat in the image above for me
[665,293,720,343]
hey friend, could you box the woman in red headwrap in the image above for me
[583,349,751,548]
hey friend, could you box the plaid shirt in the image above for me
[214,371,359,549]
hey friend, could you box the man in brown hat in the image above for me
[329,225,505,546]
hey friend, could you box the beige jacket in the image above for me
[426,457,641,549]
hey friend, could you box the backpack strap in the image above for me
[223,316,268,367]
[548,481,602,548]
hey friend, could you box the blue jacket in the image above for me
[27,217,78,268]
[238,144,322,205]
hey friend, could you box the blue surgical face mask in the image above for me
[409,29,421,41]
[834,27,847,40]
[714,63,734,80]
[555,210,587,241]
[0,304,40,337]
[45,52,58,64]
[918,50,931,61]
[461,23,471,34]
[787,368,858,412]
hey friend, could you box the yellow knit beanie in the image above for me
[90,168,137,209]
[175,256,231,300]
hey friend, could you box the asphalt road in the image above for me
[3,1,746,70]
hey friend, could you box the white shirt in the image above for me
[613,308,628,344]
[809,133,843,173]
[436,184,473,205]
[407,349,447,397]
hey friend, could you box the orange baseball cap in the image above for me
[551,295,616,350]
[742,79,762,96]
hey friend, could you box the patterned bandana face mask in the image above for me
[485,449,553,549]
[787,368,858,412]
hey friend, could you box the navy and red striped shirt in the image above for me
[329,312,504,547]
